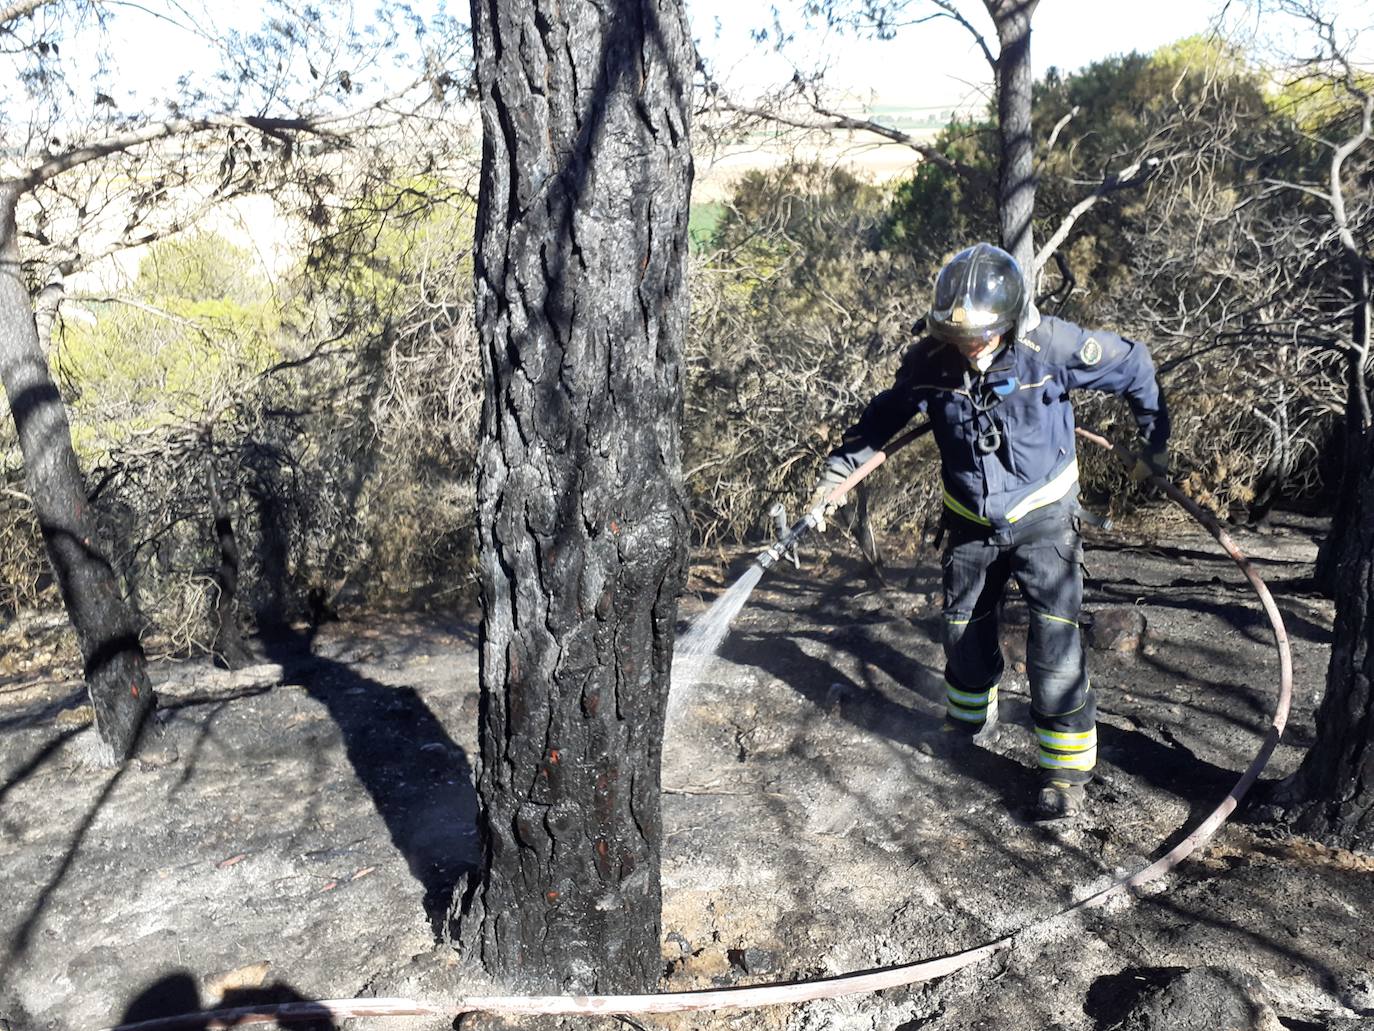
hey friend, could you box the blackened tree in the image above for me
[0,176,153,761]
[456,0,694,994]
[1251,0,1374,848]
[986,0,1040,273]
[0,0,455,761]
[1275,419,1374,849]
[0,116,325,760]
[1297,71,1373,592]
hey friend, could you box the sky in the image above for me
[7,0,1367,284]
[687,0,1237,108]
[46,0,1372,119]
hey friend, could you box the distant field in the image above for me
[692,121,943,202]
[689,202,726,252]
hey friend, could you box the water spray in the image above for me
[672,423,934,685]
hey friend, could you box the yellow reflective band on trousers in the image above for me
[944,610,992,629]
[1038,747,1098,771]
[946,681,997,722]
[1036,725,1098,771]
[1036,727,1097,748]
[1031,607,1079,627]
[948,707,988,723]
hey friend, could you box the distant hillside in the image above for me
[694,123,942,202]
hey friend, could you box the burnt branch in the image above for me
[18,115,331,191]
[1035,155,1165,273]
[0,0,58,27]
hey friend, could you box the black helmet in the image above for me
[928,243,1026,344]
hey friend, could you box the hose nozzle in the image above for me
[765,503,800,569]
[757,542,786,571]
[752,421,933,577]
[757,510,819,570]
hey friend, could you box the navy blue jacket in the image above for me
[829,316,1169,529]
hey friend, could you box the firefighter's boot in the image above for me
[1033,773,1087,820]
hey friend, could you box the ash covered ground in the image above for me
[1,510,1371,1031]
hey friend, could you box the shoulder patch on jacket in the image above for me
[1030,316,1112,368]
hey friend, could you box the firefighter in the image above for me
[812,243,1169,818]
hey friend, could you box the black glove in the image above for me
[1130,446,1168,483]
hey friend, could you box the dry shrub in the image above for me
[0,471,50,613]
[0,195,482,647]
[684,162,941,549]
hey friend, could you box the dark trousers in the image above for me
[940,499,1097,783]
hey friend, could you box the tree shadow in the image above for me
[0,755,126,988]
[259,626,478,939]
[0,724,82,808]
[707,550,1282,883]
[1134,893,1349,1007]
[1090,720,1245,855]
[1082,965,1191,1029]
[1113,643,1283,742]
[0,683,87,732]
[161,695,253,799]
[700,607,1127,959]
[1089,577,1331,646]
[1084,536,1293,569]
[719,627,1036,819]
[117,970,338,1030]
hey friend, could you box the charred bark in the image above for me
[1274,246,1374,845]
[986,0,1039,279]
[0,183,154,762]
[1315,259,1371,595]
[456,0,693,994]
[204,436,254,669]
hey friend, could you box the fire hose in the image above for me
[103,424,1293,1030]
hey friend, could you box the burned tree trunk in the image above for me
[0,183,154,762]
[1272,413,1374,848]
[1306,84,1372,595]
[986,0,1040,278]
[1277,211,1374,844]
[1316,258,1371,594]
[456,0,693,994]
[204,435,254,669]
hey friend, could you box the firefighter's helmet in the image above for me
[928,243,1027,344]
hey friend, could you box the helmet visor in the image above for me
[928,244,1025,343]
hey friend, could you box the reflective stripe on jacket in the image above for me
[828,316,1169,530]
